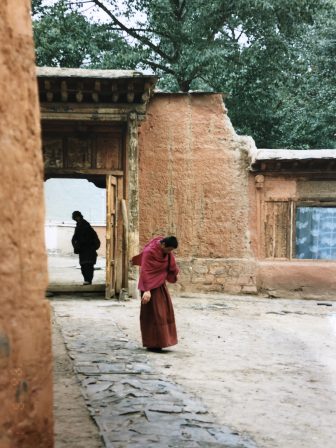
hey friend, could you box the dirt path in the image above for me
[52,294,336,448]
[108,294,336,448]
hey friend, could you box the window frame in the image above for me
[292,200,336,260]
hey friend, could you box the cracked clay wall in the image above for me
[138,94,257,294]
[0,1,53,447]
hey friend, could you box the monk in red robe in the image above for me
[131,236,179,352]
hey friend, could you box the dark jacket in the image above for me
[72,219,100,265]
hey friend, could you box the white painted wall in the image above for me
[44,178,106,225]
[44,179,106,255]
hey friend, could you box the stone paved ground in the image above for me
[52,297,256,448]
[53,316,103,448]
[51,295,336,448]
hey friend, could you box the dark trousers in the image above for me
[81,264,94,283]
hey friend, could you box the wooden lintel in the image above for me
[45,169,124,176]
[40,103,146,113]
[41,112,129,121]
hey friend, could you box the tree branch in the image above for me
[91,0,175,62]
[142,59,176,75]
[104,26,173,39]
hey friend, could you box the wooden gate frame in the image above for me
[38,67,157,297]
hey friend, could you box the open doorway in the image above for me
[44,178,106,291]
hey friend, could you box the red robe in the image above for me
[132,237,179,348]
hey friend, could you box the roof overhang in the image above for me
[36,67,158,121]
[250,149,336,173]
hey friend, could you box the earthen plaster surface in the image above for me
[0,1,53,446]
[138,94,256,293]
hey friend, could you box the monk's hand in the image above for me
[141,291,151,304]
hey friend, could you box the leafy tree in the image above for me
[272,13,336,149]
[33,0,140,68]
[32,0,335,149]
[87,0,321,92]
[31,0,44,16]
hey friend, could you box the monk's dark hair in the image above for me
[161,236,178,249]
[72,211,83,219]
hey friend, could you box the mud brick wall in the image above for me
[0,1,53,446]
[138,93,257,293]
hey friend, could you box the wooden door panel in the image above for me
[106,175,117,298]
[264,201,290,258]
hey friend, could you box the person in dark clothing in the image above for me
[71,211,100,285]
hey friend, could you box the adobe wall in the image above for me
[249,174,336,298]
[138,93,257,293]
[0,2,53,447]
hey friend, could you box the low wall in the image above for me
[169,258,336,299]
[45,224,106,256]
[257,261,336,299]
[170,258,257,294]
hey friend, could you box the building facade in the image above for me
[37,68,336,300]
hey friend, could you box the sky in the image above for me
[42,0,144,25]
[45,179,106,224]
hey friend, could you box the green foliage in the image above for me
[33,0,141,68]
[32,0,336,149]
[272,13,336,149]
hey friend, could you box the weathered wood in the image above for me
[40,111,144,122]
[76,82,84,103]
[264,201,290,258]
[42,124,124,171]
[43,138,63,168]
[96,134,121,170]
[47,284,105,293]
[44,168,124,176]
[127,92,135,103]
[255,175,265,258]
[289,200,294,260]
[67,137,92,169]
[76,91,84,103]
[121,199,129,289]
[111,82,119,103]
[127,112,140,298]
[106,175,117,298]
[115,176,124,293]
[44,80,54,102]
[46,91,54,102]
[61,81,68,102]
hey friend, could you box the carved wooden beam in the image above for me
[111,82,119,102]
[76,82,84,103]
[141,81,151,103]
[44,80,54,102]
[61,81,68,102]
[127,82,135,103]
[92,80,100,103]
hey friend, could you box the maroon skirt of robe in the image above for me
[140,283,177,348]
